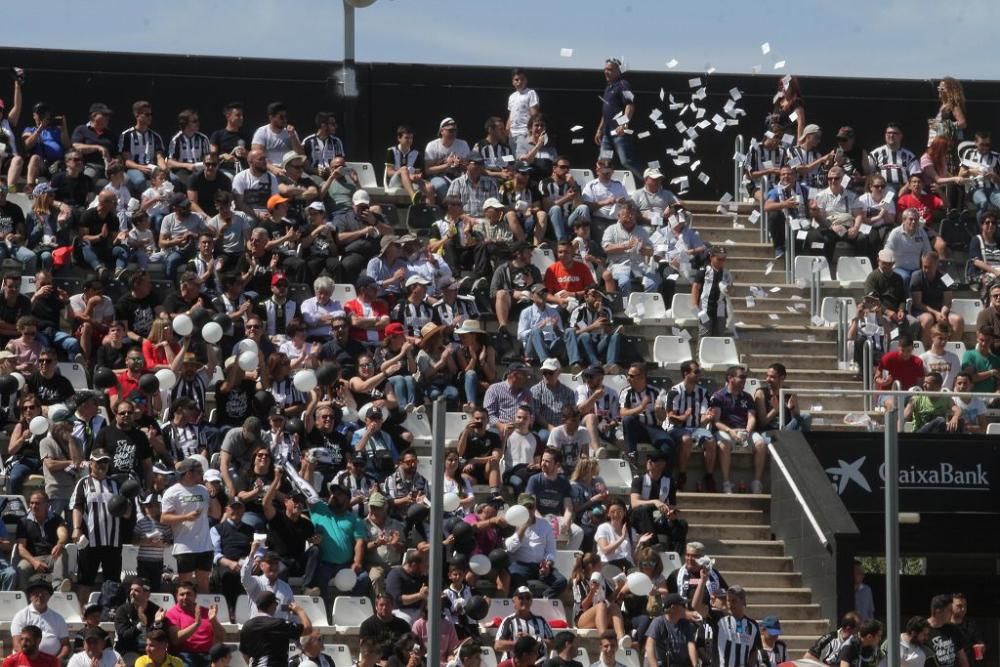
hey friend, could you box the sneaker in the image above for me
[114,265,126,280]
[414,405,426,416]
[57,578,73,593]
[471,277,488,294]
[750,479,763,494]
[722,481,734,494]
[774,247,785,259]
[594,446,608,459]
[303,587,322,598]
[72,353,85,365]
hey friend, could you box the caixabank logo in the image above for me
[826,456,990,495]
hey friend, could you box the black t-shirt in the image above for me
[16,513,65,556]
[525,472,572,516]
[70,124,116,166]
[78,208,115,252]
[209,128,251,170]
[115,291,162,339]
[266,510,314,560]
[910,270,947,311]
[95,341,134,371]
[94,424,151,481]
[304,427,348,471]
[0,294,31,345]
[385,567,426,612]
[836,636,883,667]
[630,472,678,506]
[29,291,63,330]
[462,430,502,460]
[0,201,25,237]
[235,251,277,297]
[238,615,300,665]
[648,615,696,666]
[926,624,965,667]
[187,170,232,218]
[277,174,314,223]
[318,338,365,378]
[541,659,583,667]
[358,614,412,647]
[215,379,255,427]
[26,372,75,406]
[162,290,212,317]
[50,170,95,207]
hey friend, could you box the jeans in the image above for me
[621,417,676,461]
[548,205,591,242]
[78,242,105,271]
[112,245,149,271]
[165,250,188,283]
[462,370,479,405]
[278,545,319,585]
[609,263,661,298]
[577,331,621,366]
[241,511,266,531]
[893,267,916,296]
[508,560,567,599]
[971,188,1000,213]
[39,325,82,357]
[7,457,42,495]
[600,132,643,183]
[0,245,37,273]
[785,412,813,431]
[521,328,581,366]
[425,384,459,405]
[387,375,417,408]
[430,176,451,203]
[177,653,210,667]
[126,168,150,196]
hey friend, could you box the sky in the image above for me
[5,0,1000,81]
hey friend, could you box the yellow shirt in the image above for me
[133,655,185,667]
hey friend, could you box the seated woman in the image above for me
[414,322,460,409]
[595,497,656,571]
[346,352,413,452]
[25,183,72,272]
[967,210,1000,292]
[261,352,307,419]
[570,552,626,643]
[372,322,417,412]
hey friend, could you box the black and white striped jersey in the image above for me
[118,127,165,165]
[619,385,660,427]
[663,382,712,430]
[496,612,553,661]
[868,145,917,189]
[167,131,212,164]
[302,133,345,168]
[717,614,763,667]
[70,475,124,547]
[172,370,210,414]
[474,140,512,170]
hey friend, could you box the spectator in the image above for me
[885,209,932,288]
[476,116,513,178]
[806,165,865,267]
[545,240,596,309]
[789,124,832,188]
[277,151,320,223]
[887,617,930,667]
[5,316,41,376]
[746,123,786,204]
[186,153,231,218]
[632,167,679,226]
[525,447,582,550]
[4,395,48,497]
[919,137,964,193]
[238,591,311,667]
[10,579,69,661]
[594,58,641,181]
[952,372,989,433]
[489,241,542,331]
[71,102,114,182]
[755,362,811,431]
[75,190,116,279]
[163,581,225,667]
[896,173,944,229]
[853,561,875,622]
[161,458,213,593]
[501,160,548,243]
[29,271,81,361]
[307,484,369,596]
[835,620,884,667]
[134,495,172,591]
[805,613,861,663]
[232,148,279,222]
[717,587,763,667]
[133,629,183,667]
[66,627,123,667]
[494,586,554,663]
[165,109,211,189]
[518,285,579,368]
[904,371,963,433]
[448,156,499,220]
[504,493,566,598]
[865,249,909,331]
[857,175,897,253]
[528,360,576,439]
[951,594,984,663]
[319,155,361,213]
[546,406,589,475]
[911,252,963,345]
[710,366,764,494]
[15,490,69,589]
[38,420,82,519]
[965,130,1000,218]
[602,200,659,298]
[3,624,59,667]
[385,125,431,205]
[506,69,540,141]
[119,100,167,195]
[582,159,628,225]
[666,541,726,611]
[645,593,697,667]
[425,117,473,203]
[833,126,867,191]
[70,275,115,365]
[619,362,672,463]
[291,633,340,667]
[926,594,968,667]
[0,272,31,347]
[457,407,503,493]
[208,498,253,612]
[359,593,411,648]
[628,451,687,553]
[71,448,129,603]
[160,194,211,283]
[541,631,584,667]
[968,210,1000,287]
[26,184,73,272]
[540,156,587,242]
[663,360,720,491]
[867,123,916,193]
[484,363,533,438]
[759,616,789,667]
[691,246,733,338]
[595,497,643,569]
[592,630,631,667]
[386,550,429,623]
[569,287,620,372]
[920,323,962,389]
[875,334,925,412]
[251,102,302,169]
[768,75,806,140]
[363,491,404,596]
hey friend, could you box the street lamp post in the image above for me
[340,0,373,155]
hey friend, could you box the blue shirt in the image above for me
[310,501,366,565]
[22,126,65,162]
[602,78,633,132]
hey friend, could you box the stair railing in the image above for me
[862,338,874,412]
[784,217,796,283]
[810,259,823,318]
[733,135,745,202]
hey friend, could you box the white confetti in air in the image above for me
[637,131,650,139]
[571,138,584,145]
[570,125,583,132]
[666,59,678,69]
[697,172,710,184]
[560,48,573,57]
[688,77,701,88]
[774,60,786,70]
[761,42,771,54]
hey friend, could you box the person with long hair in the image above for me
[932,77,967,144]
[769,75,806,140]
[415,322,460,407]
[919,136,965,190]
[372,322,418,412]
[622,545,672,642]
[569,552,626,641]
[442,447,475,515]
[595,497,655,570]
[968,210,1000,287]
[25,183,70,271]
[143,314,181,372]
[569,457,608,553]
[453,320,496,412]
[261,352,307,418]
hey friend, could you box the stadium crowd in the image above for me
[0,60,991,667]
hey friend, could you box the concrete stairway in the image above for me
[681,490,827,654]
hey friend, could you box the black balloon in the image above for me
[253,390,276,413]
[138,374,159,395]
[465,595,489,621]
[0,374,17,396]
[190,307,212,329]
[120,479,141,499]
[449,519,473,541]
[93,367,117,390]
[285,417,305,437]
[108,495,129,517]
[488,547,510,571]
[406,503,429,523]
[315,363,339,386]
[213,314,230,329]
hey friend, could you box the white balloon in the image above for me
[469,554,492,576]
[442,492,461,513]
[236,339,258,356]
[293,369,318,393]
[10,372,25,390]
[201,322,223,344]
[626,571,654,597]
[155,369,177,391]
[172,314,194,337]
[238,351,259,371]
[333,568,357,592]
[504,505,530,529]
[29,415,50,436]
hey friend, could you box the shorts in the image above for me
[174,551,214,574]
[672,427,715,443]
[73,321,110,346]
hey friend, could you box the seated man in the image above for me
[920,323,961,390]
[755,362,811,431]
[503,493,566,599]
[961,327,1000,394]
[494,588,553,664]
[904,371,963,433]
[601,199,659,298]
[631,167,680,226]
[489,241,542,331]
[524,447,583,550]
[619,362,673,463]
[500,162,547,244]
[517,285,580,368]
[544,239,597,313]
[952,371,989,433]
[963,130,1000,217]
[581,159,628,226]
[628,451,688,552]
[865,249,910,335]
[763,165,809,258]
[661,361,720,491]
[806,165,865,270]
[540,156,588,242]
[569,286,621,371]
[447,156,498,221]
[456,407,503,492]
[710,366,765,495]
[69,277,114,366]
[909,250,964,346]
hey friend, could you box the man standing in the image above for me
[70,448,127,603]
[160,458,213,593]
[716,586,762,667]
[951,593,985,664]
[504,493,566,598]
[238,592,312,667]
[645,593,697,667]
[692,246,733,338]
[507,69,540,142]
[594,59,642,182]
[926,595,971,667]
[251,102,302,169]
[95,399,153,487]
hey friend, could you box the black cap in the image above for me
[209,645,233,662]
[25,576,53,594]
[514,161,532,174]
[581,364,605,378]
[32,101,50,115]
[664,593,686,608]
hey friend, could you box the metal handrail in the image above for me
[835,299,847,366]
[862,338,873,412]
[734,135,745,202]
[810,261,822,318]
[759,178,769,244]
[768,442,829,548]
[785,217,796,282]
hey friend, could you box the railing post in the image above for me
[785,218,796,283]
[734,135,745,202]
[863,339,873,412]
[759,179,768,244]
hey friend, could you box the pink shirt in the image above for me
[164,605,214,653]
[5,338,41,373]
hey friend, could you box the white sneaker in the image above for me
[751,480,763,494]
[594,446,608,459]
[722,481,734,494]
[619,635,633,650]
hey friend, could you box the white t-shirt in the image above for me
[582,178,628,219]
[67,649,124,667]
[594,521,633,563]
[505,431,538,469]
[251,124,293,165]
[423,138,472,168]
[953,395,988,425]
[919,350,961,389]
[69,294,115,324]
[507,88,540,137]
[161,481,212,554]
[10,605,68,655]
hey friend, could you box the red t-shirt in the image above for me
[110,369,141,399]
[877,351,925,389]
[544,260,595,295]
[2,652,60,667]
[164,605,215,653]
[896,192,944,223]
[344,298,389,343]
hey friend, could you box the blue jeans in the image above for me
[972,188,1000,213]
[165,250,188,283]
[0,245,37,273]
[622,416,676,461]
[785,412,813,431]
[521,328,581,366]
[38,325,82,357]
[609,263,661,298]
[508,560,567,599]
[78,242,105,271]
[893,267,916,297]
[387,374,417,408]
[7,457,42,495]
[462,370,479,405]
[0,558,15,591]
[430,176,451,203]
[241,511,267,531]
[600,133,643,183]
[313,560,371,597]
[126,168,150,196]
[425,384,459,405]
[577,331,621,366]
[112,245,149,271]
[548,204,591,242]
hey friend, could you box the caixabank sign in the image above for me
[806,432,999,514]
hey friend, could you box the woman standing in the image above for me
[453,320,496,412]
[768,76,806,141]
[931,77,967,145]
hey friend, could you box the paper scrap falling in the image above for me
[649,108,662,121]
[659,88,665,101]
[769,314,780,320]
[724,239,735,245]
[688,77,702,88]
[786,306,798,313]
[810,315,826,326]
[697,172,710,184]
[751,65,761,75]
[571,138,584,145]
[706,66,717,75]
[689,159,701,172]
[648,160,661,169]
[666,59,678,69]
[770,286,781,293]
[637,131,650,139]
[941,273,955,286]
[560,48,574,58]
[761,42,771,54]
[748,210,761,224]
[570,125,583,132]
[774,60,786,70]
[729,87,742,101]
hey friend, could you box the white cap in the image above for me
[877,248,895,263]
[801,123,821,136]
[307,201,326,213]
[482,197,505,210]
[540,358,561,372]
[439,117,457,129]
[203,469,222,483]
[352,190,371,205]
[643,167,664,180]
[405,275,430,287]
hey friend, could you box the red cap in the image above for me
[384,322,405,337]
[270,273,287,287]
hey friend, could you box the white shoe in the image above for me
[619,635,633,650]
[722,481,734,494]
[594,446,608,459]
[751,480,763,494]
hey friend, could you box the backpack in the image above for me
[98,579,127,621]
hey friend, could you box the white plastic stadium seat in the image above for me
[986,423,1000,435]
[558,373,579,392]
[626,293,672,325]
[401,411,432,444]
[744,377,762,397]
[196,594,236,631]
[613,170,638,194]
[945,341,967,357]
[604,374,628,396]
[793,255,831,284]
[653,335,693,370]
[6,193,31,218]
[331,596,369,632]
[49,592,83,628]
[478,647,498,667]
[331,283,357,303]
[950,299,982,325]
[444,411,471,446]
[888,339,925,354]
[149,592,175,609]
[296,594,332,630]
[660,551,682,572]
[569,168,594,185]
[616,647,641,667]
[235,594,252,624]
[598,459,634,493]
[479,598,513,630]
[820,297,856,327]
[836,256,873,287]
[698,337,740,371]
[553,550,582,580]
[669,293,697,327]
[19,276,36,295]
[0,591,26,630]
[531,247,555,274]
[530,598,568,626]
[57,362,88,391]
[575,648,591,666]
[382,166,401,194]
[346,162,379,190]
[324,645,355,667]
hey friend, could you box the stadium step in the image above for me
[741,353,840,371]
[742,588,815,605]
[696,227,766,245]
[720,571,803,588]
[730,309,815,327]
[730,269,792,285]
[710,555,795,572]
[774,619,834,636]
[687,523,772,541]
[679,508,765,524]
[746,603,823,619]
[675,492,768,511]
[710,539,786,557]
